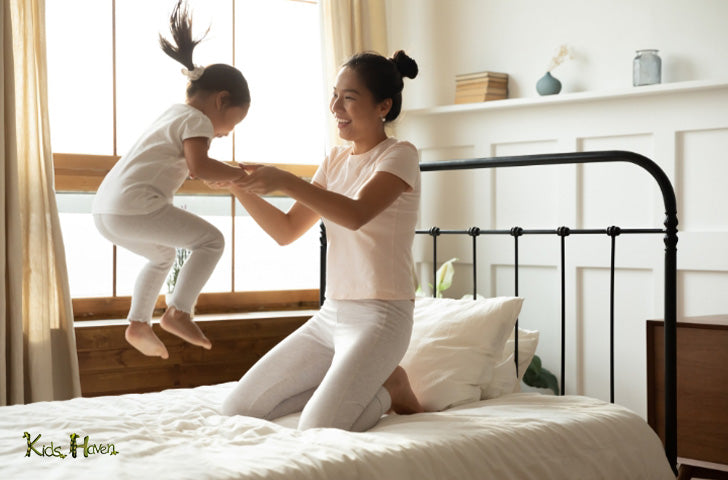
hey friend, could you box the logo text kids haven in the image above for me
[23,432,119,458]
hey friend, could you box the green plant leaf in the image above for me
[435,257,458,297]
[523,354,560,395]
[166,248,190,294]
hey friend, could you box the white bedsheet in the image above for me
[0,382,674,480]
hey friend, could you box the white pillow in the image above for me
[481,328,539,399]
[400,296,524,411]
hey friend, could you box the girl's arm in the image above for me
[183,137,245,182]
[234,165,410,231]
[230,187,321,246]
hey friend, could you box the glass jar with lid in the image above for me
[633,49,661,86]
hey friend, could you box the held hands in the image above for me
[232,163,290,195]
[205,179,235,190]
[204,164,247,190]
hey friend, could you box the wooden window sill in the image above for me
[53,153,318,194]
[73,289,320,321]
[74,308,318,327]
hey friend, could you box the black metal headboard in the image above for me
[318,150,678,473]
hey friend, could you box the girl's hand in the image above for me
[204,179,233,190]
[234,163,290,195]
[238,163,263,174]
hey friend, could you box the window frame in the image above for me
[55,155,321,321]
[51,0,324,320]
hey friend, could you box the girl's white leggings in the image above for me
[93,204,224,322]
[222,299,414,432]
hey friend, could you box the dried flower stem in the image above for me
[547,44,572,72]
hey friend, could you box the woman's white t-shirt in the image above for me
[92,104,214,215]
[312,137,420,301]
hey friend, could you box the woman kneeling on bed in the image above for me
[220,50,423,431]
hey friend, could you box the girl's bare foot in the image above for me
[125,321,169,359]
[160,306,212,350]
[384,365,424,415]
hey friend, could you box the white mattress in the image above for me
[0,382,674,479]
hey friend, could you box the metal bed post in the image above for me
[429,227,441,298]
[556,227,570,396]
[663,209,679,474]
[468,227,480,300]
[607,226,621,403]
[319,222,326,306]
[510,227,523,376]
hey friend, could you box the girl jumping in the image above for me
[92,0,248,359]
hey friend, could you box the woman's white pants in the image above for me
[222,299,414,432]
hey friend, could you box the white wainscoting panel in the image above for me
[402,81,728,419]
[677,128,728,232]
[579,134,658,229]
[492,140,564,229]
[678,270,728,317]
[494,265,562,383]
[579,267,653,418]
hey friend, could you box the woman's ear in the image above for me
[378,98,393,120]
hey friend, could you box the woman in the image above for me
[221,50,422,432]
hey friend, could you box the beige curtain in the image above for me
[320,0,389,147]
[1,0,81,405]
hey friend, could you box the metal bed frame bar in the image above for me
[319,150,678,474]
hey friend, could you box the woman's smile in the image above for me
[335,116,352,129]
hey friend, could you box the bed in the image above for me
[0,151,678,479]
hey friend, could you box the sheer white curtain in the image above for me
[320,0,388,146]
[1,0,80,405]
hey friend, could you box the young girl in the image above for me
[221,50,424,431]
[92,0,249,359]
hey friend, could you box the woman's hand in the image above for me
[204,179,233,190]
[204,166,247,190]
[233,163,292,195]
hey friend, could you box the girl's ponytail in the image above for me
[159,0,250,107]
[159,0,207,72]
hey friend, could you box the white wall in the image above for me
[399,83,728,419]
[387,0,728,419]
[386,0,728,108]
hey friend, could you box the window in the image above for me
[46,0,325,314]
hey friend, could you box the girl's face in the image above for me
[329,67,391,151]
[209,94,249,138]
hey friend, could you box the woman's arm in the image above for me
[183,137,246,182]
[234,165,409,231]
[230,187,321,246]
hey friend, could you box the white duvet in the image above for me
[0,382,674,480]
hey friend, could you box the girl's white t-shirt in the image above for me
[312,137,420,300]
[92,104,214,215]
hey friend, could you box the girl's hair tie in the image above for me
[181,65,205,81]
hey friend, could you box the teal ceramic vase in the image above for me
[536,71,562,95]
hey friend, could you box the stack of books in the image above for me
[454,71,509,104]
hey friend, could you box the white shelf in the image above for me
[404,80,728,117]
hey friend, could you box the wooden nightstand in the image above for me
[647,315,728,480]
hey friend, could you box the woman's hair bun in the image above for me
[391,50,418,80]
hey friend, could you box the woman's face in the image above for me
[329,67,390,148]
